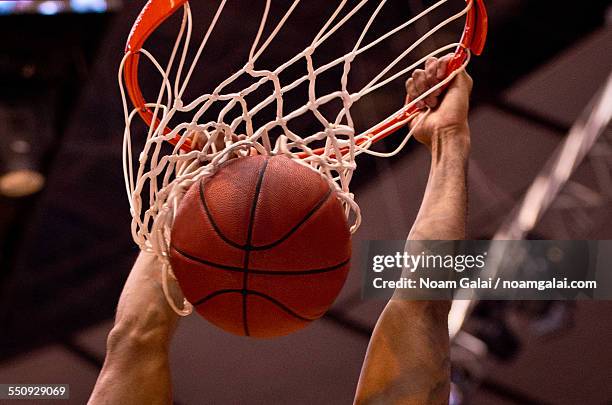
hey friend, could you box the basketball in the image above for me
[169,155,352,338]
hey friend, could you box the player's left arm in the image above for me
[354,55,471,404]
[88,252,179,405]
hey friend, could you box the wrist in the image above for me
[106,314,177,355]
[430,123,470,162]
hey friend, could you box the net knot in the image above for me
[344,53,356,64]
[303,46,315,57]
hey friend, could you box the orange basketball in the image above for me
[169,155,351,338]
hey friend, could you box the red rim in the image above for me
[351,0,488,154]
[123,0,488,156]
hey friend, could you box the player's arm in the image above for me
[354,55,472,404]
[89,252,180,405]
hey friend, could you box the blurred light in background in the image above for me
[70,0,110,13]
[0,105,46,198]
[0,0,120,15]
[38,1,62,15]
[0,169,45,198]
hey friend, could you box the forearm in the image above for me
[408,125,470,241]
[90,334,173,405]
[354,301,450,404]
[89,252,179,405]
[355,125,469,405]
[112,252,179,339]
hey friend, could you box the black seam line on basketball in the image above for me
[249,187,333,251]
[193,289,318,322]
[193,289,243,307]
[246,290,319,322]
[199,176,245,250]
[199,166,333,252]
[243,157,270,337]
[171,245,350,275]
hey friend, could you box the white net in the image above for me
[119,0,472,315]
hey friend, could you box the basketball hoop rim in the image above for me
[123,0,488,154]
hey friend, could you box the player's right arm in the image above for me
[88,252,179,405]
[354,55,472,404]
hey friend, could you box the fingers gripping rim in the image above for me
[356,0,488,151]
[122,0,488,155]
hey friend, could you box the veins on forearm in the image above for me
[409,139,469,241]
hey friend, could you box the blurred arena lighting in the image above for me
[496,71,612,240]
[450,330,488,405]
[0,0,121,15]
[0,105,45,198]
[449,70,612,338]
[447,69,612,404]
[0,169,45,198]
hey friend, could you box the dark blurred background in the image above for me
[0,0,611,404]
